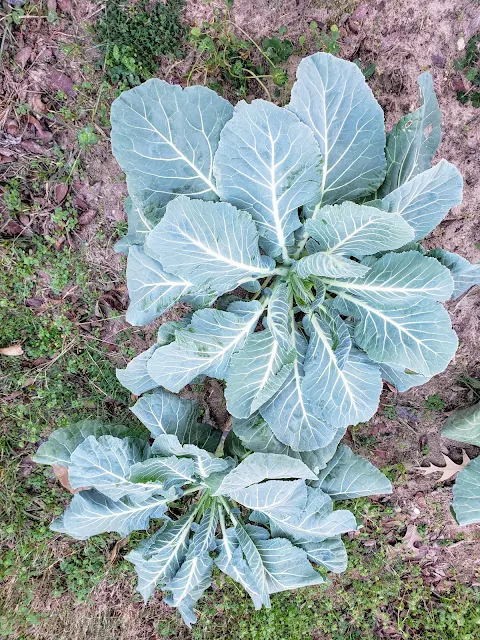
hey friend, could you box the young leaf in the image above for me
[288,53,386,206]
[427,249,480,299]
[380,160,463,240]
[304,202,414,257]
[213,99,321,260]
[295,252,371,279]
[111,81,233,210]
[214,452,316,496]
[378,73,441,197]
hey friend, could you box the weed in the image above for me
[425,394,446,412]
[454,35,480,107]
[310,21,340,55]
[383,404,397,419]
[95,0,186,89]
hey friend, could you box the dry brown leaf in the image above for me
[52,464,86,493]
[15,46,32,69]
[0,344,24,356]
[403,523,424,558]
[54,182,68,203]
[416,451,470,482]
[109,538,129,564]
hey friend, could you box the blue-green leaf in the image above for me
[442,402,480,447]
[147,301,263,392]
[427,249,480,299]
[304,202,414,258]
[288,53,386,206]
[214,99,321,259]
[380,160,462,240]
[116,344,158,395]
[111,81,233,210]
[145,196,275,297]
[378,73,441,197]
[452,458,480,526]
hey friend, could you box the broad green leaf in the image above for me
[378,73,441,197]
[266,283,292,352]
[149,434,231,478]
[232,414,288,455]
[299,536,348,573]
[215,527,265,609]
[380,160,463,240]
[333,294,458,377]
[147,301,263,392]
[315,444,392,499]
[225,329,295,418]
[129,456,196,490]
[302,313,382,429]
[260,328,337,452]
[257,486,356,543]
[111,81,233,210]
[233,414,346,474]
[378,362,431,392]
[295,252,370,279]
[116,344,157,395]
[288,53,386,206]
[68,435,153,500]
[127,514,194,601]
[145,196,275,296]
[325,251,454,305]
[62,489,170,538]
[114,196,163,254]
[442,402,480,446]
[427,249,480,299]
[33,421,140,467]
[125,246,192,326]
[234,524,271,607]
[304,202,414,257]
[131,390,221,452]
[213,99,321,259]
[214,452,316,496]
[252,534,324,593]
[452,458,480,525]
[229,480,307,515]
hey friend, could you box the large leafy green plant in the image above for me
[112,52,478,453]
[442,402,480,525]
[34,390,391,625]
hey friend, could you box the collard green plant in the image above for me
[34,390,391,625]
[442,402,480,525]
[112,52,478,454]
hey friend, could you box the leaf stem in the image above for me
[218,496,238,526]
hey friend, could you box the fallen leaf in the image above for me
[57,0,72,12]
[77,209,96,225]
[403,523,423,557]
[52,464,86,493]
[48,69,75,97]
[21,140,52,156]
[54,182,68,203]
[15,46,32,68]
[0,344,24,356]
[47,0,57,10]
[109,538,129,564]
[416,451,470,482]
[27,115,53,142]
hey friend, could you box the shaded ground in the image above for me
[1,1,479,639]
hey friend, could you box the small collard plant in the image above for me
[442,402,480,525]
[112,53,478,453]
[34,390,391,625]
